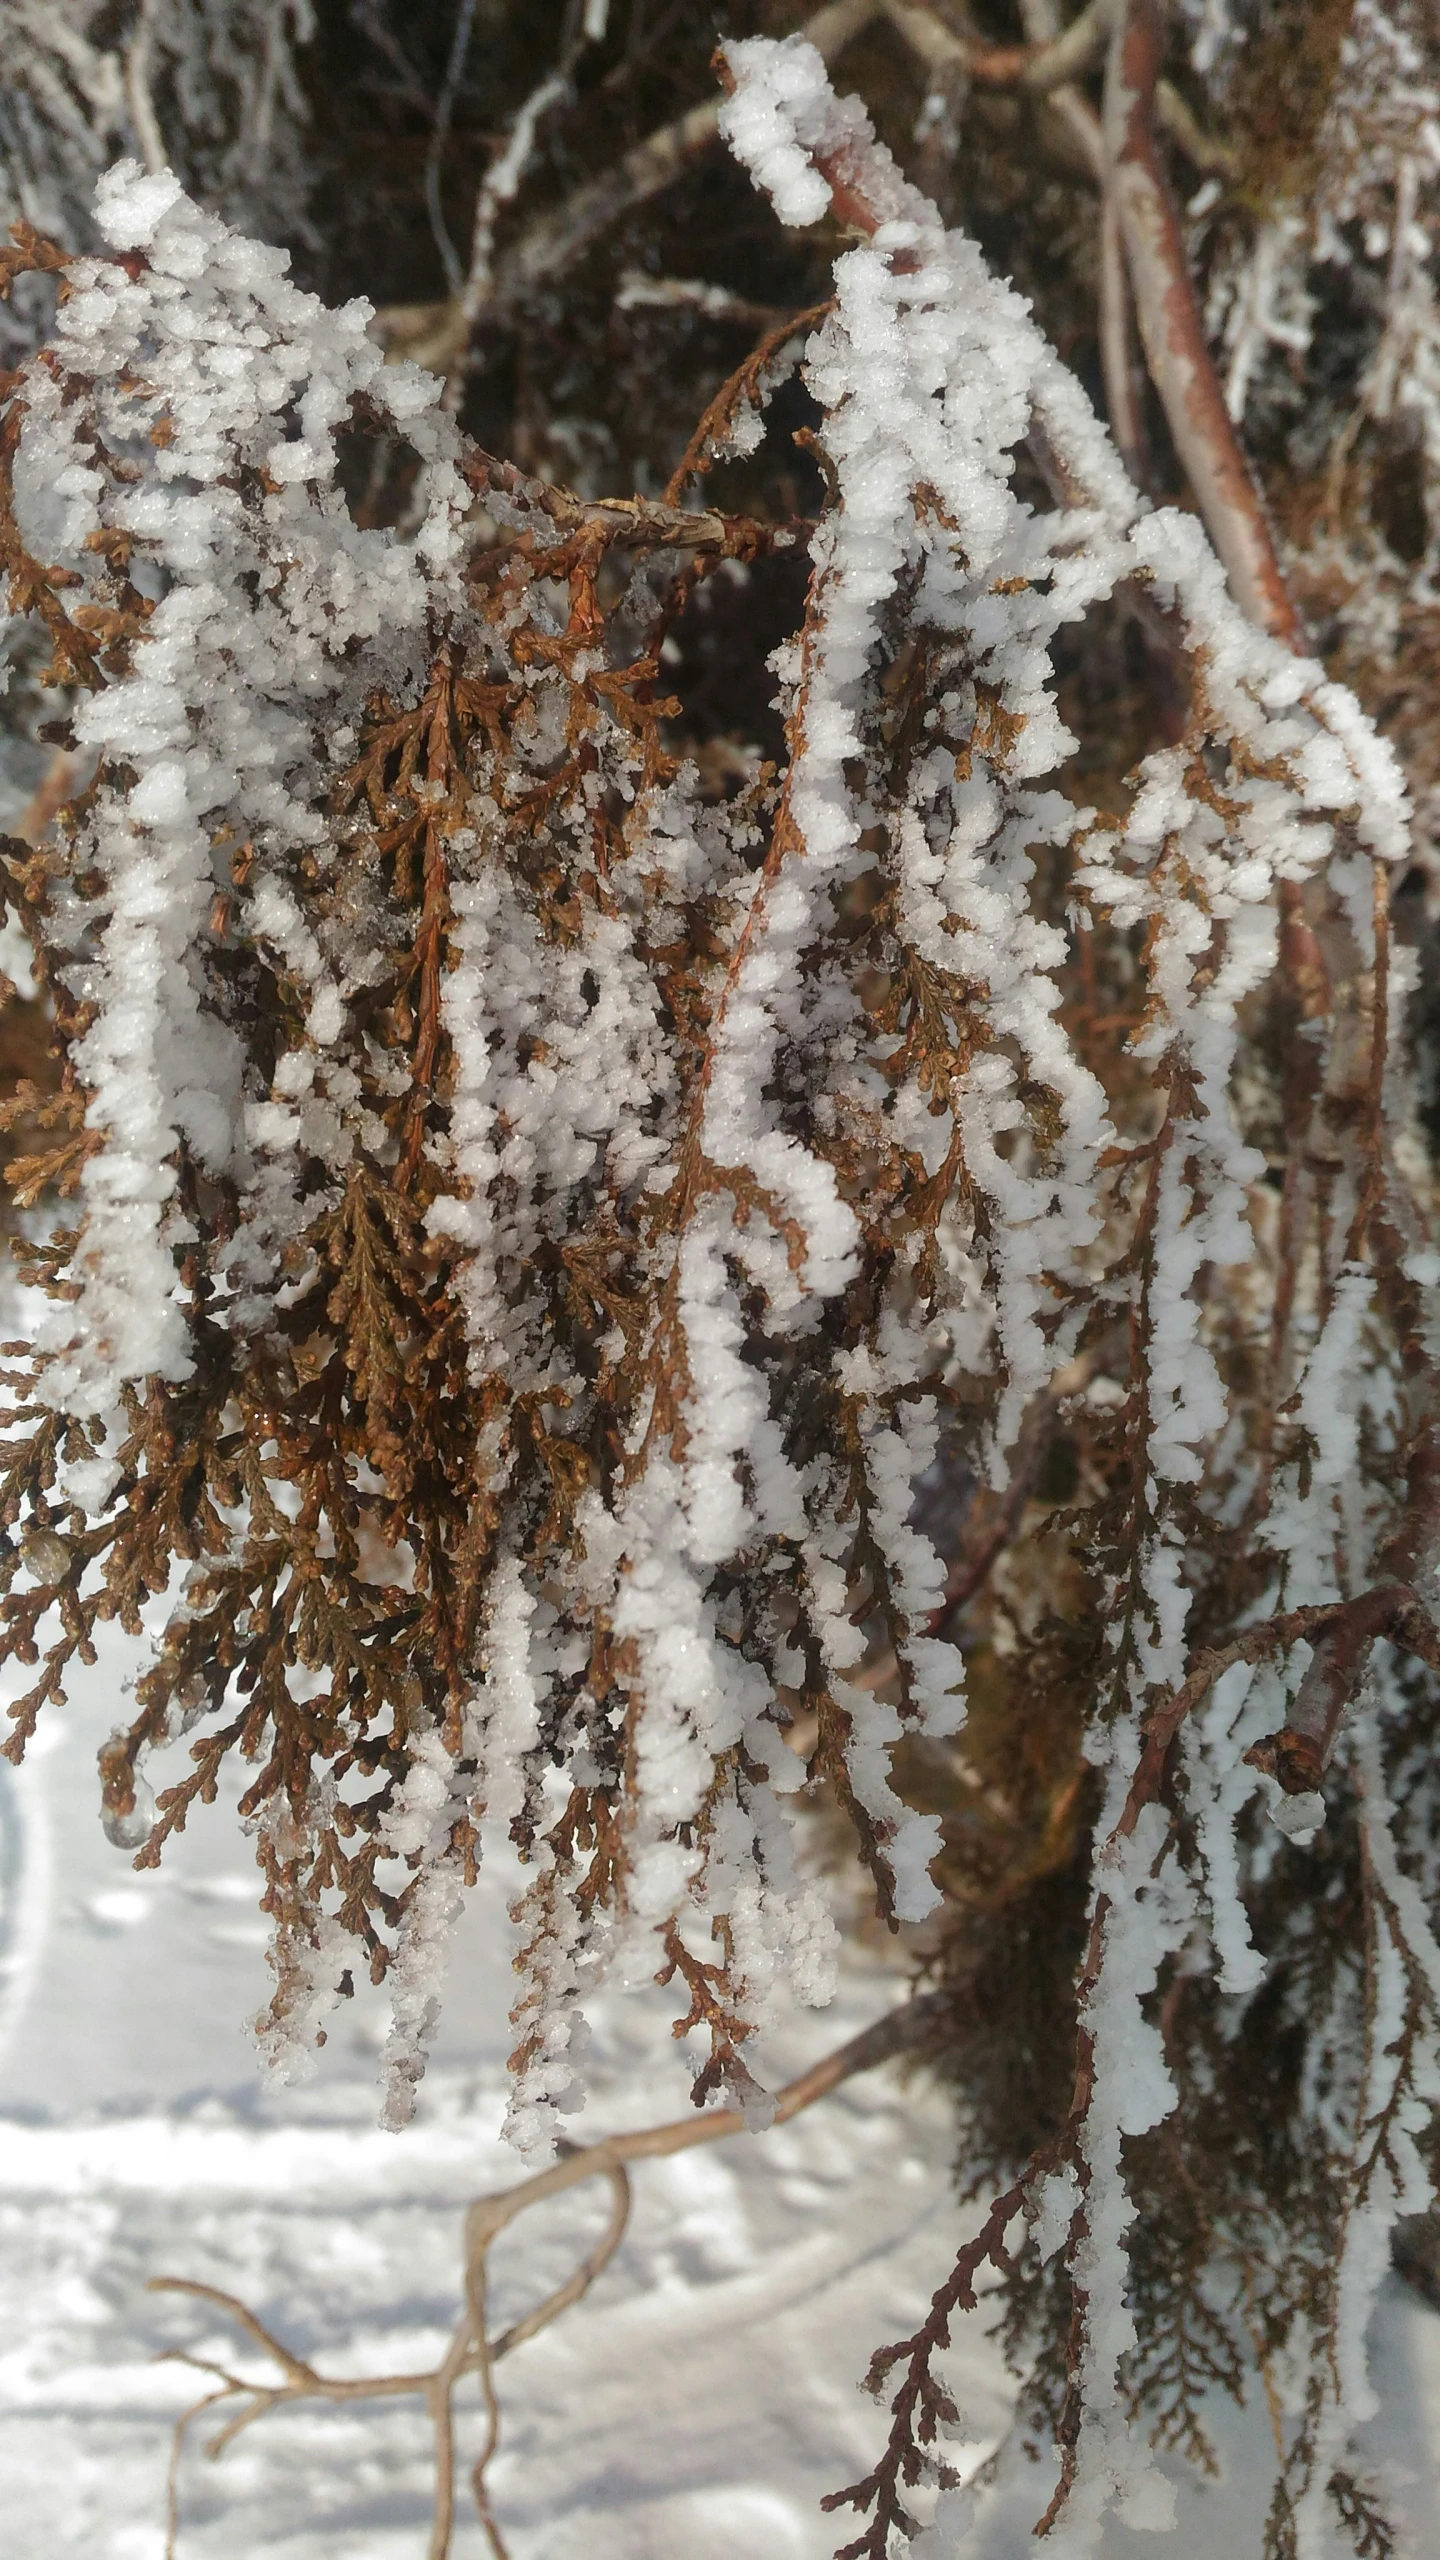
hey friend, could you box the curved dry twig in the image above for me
[150,1988,947,2559]
[881,0,1111,96]
[481,2155,631,2361]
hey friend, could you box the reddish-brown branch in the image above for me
[662,297,834,505]
[1103,0,1301,644]
[460,443,793,561]
[822,2170,1029,2553]
[1245,1586,1429,1793]
[1247,1426,1440,1789]
[1259,891,1332,1466]
[1345,858,1393,1266]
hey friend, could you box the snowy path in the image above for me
[3,1629,1440,2558]
[0,1627,1002,2560]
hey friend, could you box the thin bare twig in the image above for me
[662,297,834,504]
[1099,185,1146,480]
[1344,856,1393,1267]
[884,0,1232,183]
[920,1335,1125,1640]
[494,0,872,299]
[424,0,480,295]
[881,0,1111,95]
[381,0,882,374]
[614,270,787,326]
[487,2156,631,2360]
[1014,0,1108,191]
[123,0,167,179]
[152,1988,947,2559]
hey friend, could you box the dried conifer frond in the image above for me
[0,147,971,2150]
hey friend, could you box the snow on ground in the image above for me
[3,1623,1440,2558]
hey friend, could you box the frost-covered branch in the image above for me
[2,16,1440,2560]
[714,29,1434,2555]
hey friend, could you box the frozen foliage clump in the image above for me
[719,36,1440,2560]
[3,23,1440,2560]
[0,4,317,822]
[1187,1,1440,858]
[0,147,965,2152]
[12,162,468,1410]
